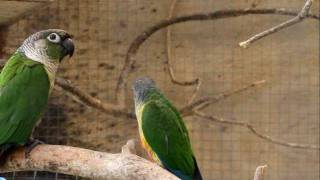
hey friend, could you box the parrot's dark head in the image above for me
[132,77,156,105]
[18,29,74,88]
[19,29,74,63]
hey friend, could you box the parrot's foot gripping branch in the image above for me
[24,139,44,159]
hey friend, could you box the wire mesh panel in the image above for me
[0,0,319,179]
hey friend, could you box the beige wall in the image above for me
[1,0,319,179]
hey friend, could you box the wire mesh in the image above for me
[0,0,319,179]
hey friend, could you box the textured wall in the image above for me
[1,0,319,179]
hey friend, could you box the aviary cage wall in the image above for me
[0,0,319,179]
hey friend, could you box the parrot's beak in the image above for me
[61,38,74,61]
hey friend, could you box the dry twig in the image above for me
[253,165,268,180]
[187,78,202,105]
[239,0,314,48]
[180,80,266,116]
[194,111,320,150]
[0,145,178,180]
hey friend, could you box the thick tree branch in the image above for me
[239,0,314,48]
[194,111,320,150]
[0,145,178,180]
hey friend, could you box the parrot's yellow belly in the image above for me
[139,130,162,166]
[136,103,162,166]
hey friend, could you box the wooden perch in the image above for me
[0,145,178,180]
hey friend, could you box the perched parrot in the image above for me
[133,77,202,180]
[0,29,74,162]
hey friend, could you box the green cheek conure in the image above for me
[0,29,74,162]
[133,77,202,180]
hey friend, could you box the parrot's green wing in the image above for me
[141,99,195,179]
[0,53,50,145]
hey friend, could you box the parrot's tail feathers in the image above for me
[193,156,203,180]
[0,144,15,165]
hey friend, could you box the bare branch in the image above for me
[116,8,319,100]
[55,77,135,119]
[165,0,200,87]
[194,111,320,150]
[187,78,202,104]
[239,0,314,48]
[166,0,202,105]
[0,145,178,180]
[180,80,266,116]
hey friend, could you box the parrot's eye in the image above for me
[47,33,61,43]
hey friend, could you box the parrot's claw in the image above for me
[24,139,44,158]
